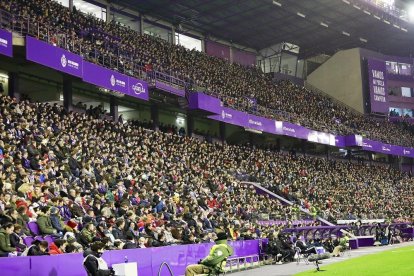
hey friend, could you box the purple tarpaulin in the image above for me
[233,48,256,67]
[0,240,260,276]
[205,40,230,60]
[0,28,12,57]
[26,36,82,77]
[367,59,388,113]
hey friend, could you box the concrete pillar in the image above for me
[110,96,118,122]
[106,1,111,22]
[201,38,205,52]
[8,72,21,101]
[187,112,194,137]
[63,78,73,112]
[219,122,226,142]
[172,26,176,45]
[301,140,307,155]
[248,132,254,146]
[140,15,144,35]
[150,103,159,130]
[69,0,74,12]
[276,138,281,152]
[325,145,330,159]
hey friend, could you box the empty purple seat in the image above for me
[34,236,44,242]
[43,235,54,244]
[23,236,34,246]
[27,222,40,236]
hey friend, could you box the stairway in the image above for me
[242,181,335,226]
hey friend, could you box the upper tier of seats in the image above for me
[0,0,413,148]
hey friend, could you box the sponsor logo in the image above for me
[221,110,233,119]
[381,146,391,152]
[0,38,8,48]
[248,119,262,127]
[132,82,146,95]
[403,149,411,155]
[362,142,372,148]
[110,75,126,88]
[282,126,295,133]
[61,54,79,70]
[60,55,67,68]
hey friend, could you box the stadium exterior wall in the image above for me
[306,48,364,114]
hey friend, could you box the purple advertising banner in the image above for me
[190,93,414,158]
[367,59,388,113]
[0,240,260,276]
[26,36,83,77]
[208,106,249,127]
[247,114,275,133]
[127,76,149,101]
[83,61,129,94]
[0,28,12,57]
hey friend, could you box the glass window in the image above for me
[385,61,398,74]
[401,87,412,97]
[403,109,413,117]
[53,0,70,7]
[176,33,202,52]
[397,63,411,76]
[73,0,106,22]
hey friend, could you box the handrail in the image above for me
[242,181,336,226]
[158,262,175,276]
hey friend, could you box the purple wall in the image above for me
[205,40,230,61]
[232,48,256,67]
[0,240,260,276]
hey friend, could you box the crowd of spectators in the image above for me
[0,0,413,147]
[0,93,307,256]
[0,92,413,257]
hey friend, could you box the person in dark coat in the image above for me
[122,234,137,249]
[26,240,49,256]
[9,224,26,251]
[83,242,114,276]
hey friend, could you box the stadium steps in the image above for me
[241,181,335,226]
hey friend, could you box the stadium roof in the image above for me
[114,0,414,58]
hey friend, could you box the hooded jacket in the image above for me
[0,229,15,254]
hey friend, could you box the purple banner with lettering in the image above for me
[128,76,149,101]
[367,59,388,113]
[0,29,12,57]
[83,61,128,93]
[26,36,83,77]
[208,107,249,126]
[247,114,275,132]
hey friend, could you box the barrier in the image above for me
[0,240,260,276]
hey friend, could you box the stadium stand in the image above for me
[0,2,414,276]
[0,0,413,148]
